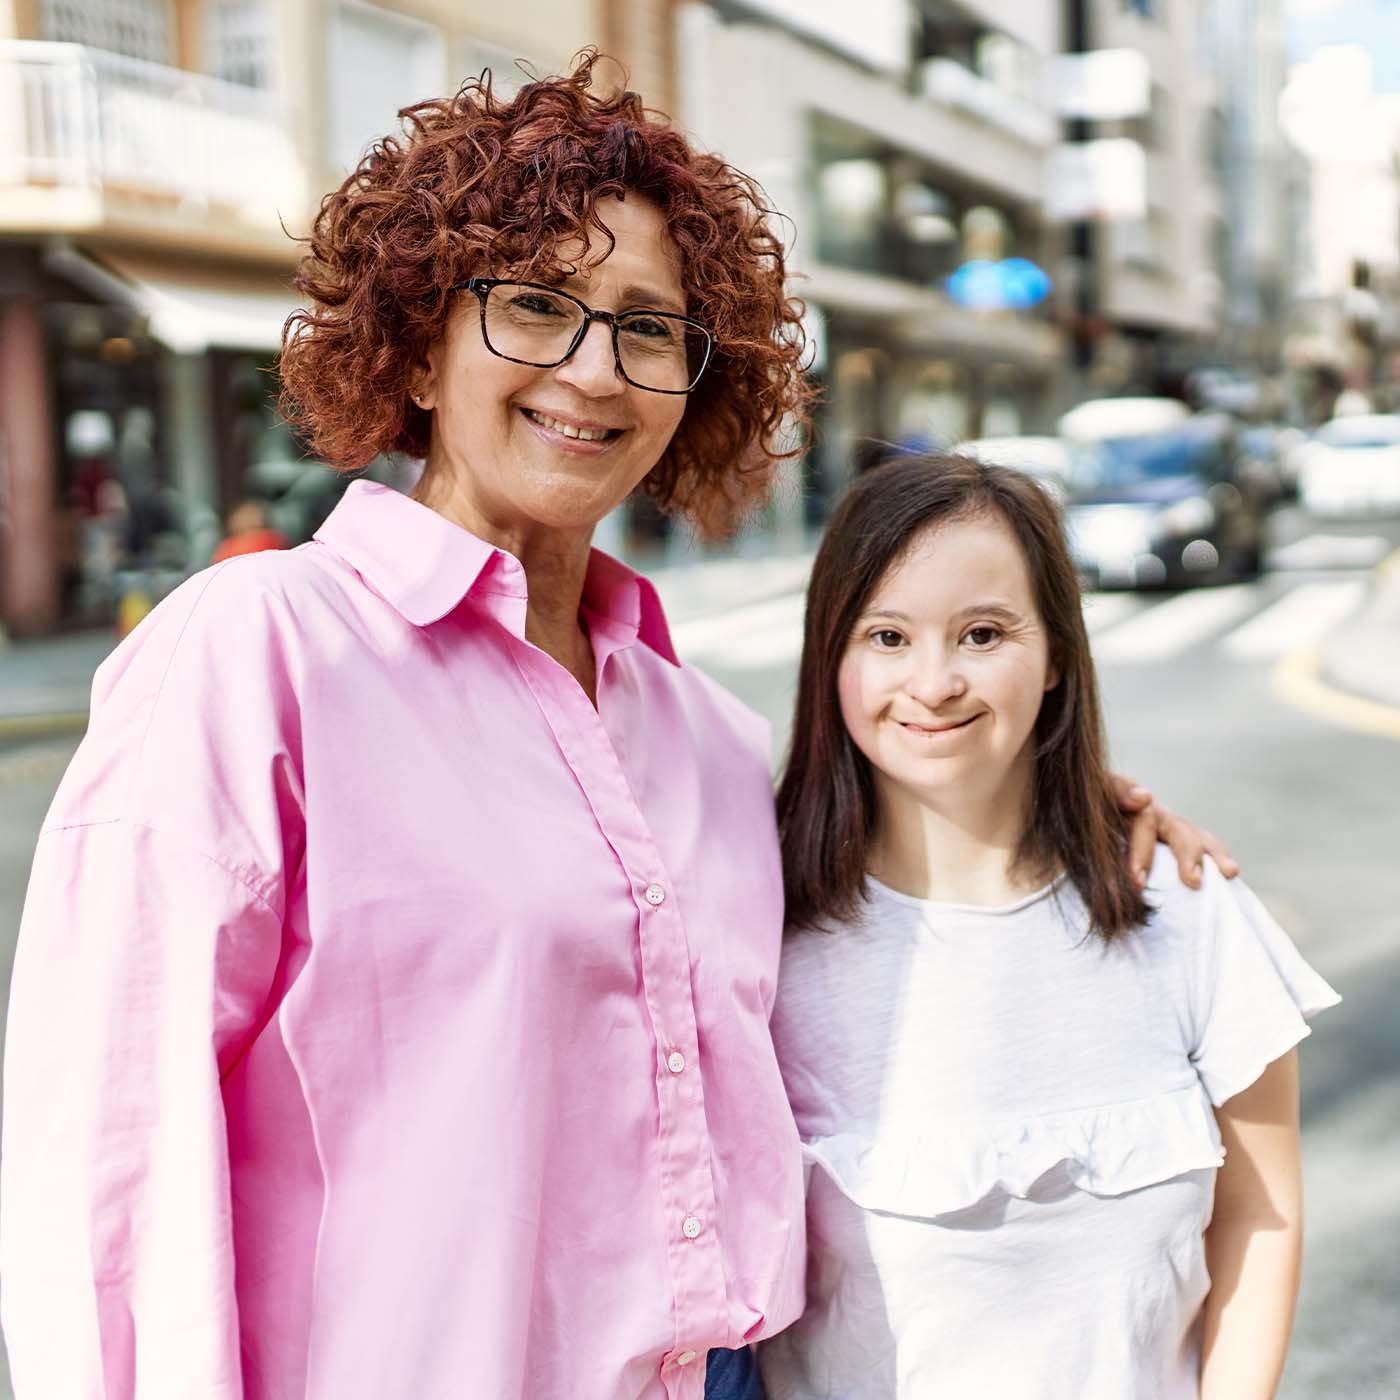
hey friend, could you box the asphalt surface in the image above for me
[0,506,1396,1397]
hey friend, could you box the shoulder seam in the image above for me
[132,564,238,777]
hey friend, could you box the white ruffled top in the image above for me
[759,849,1338,1400]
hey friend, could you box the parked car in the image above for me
[1295,414,1400,518]
[1062,414,1267,589]
[1236,423,1302,502]
[954,435,1072,501]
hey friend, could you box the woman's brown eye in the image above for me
[966,627,1000,647]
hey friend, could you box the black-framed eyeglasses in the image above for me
[463,278,713,395]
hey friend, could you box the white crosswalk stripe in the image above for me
[1081,592,1143,635]
[1267,533,1391,572]
[1092,584,1260,664]
[1217,579,1368,661]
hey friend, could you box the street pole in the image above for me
[1066,0,1096,373]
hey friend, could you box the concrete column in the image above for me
[0,297,60,636]
[159,352,221,565]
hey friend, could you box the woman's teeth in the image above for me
[525,410,616,442]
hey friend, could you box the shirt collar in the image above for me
[314,481,680,667]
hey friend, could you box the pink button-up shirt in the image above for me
[1,481,805,1399]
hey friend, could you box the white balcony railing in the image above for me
[0,39,303,223]
[917,57,1056,148]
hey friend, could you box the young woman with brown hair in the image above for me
[761,454,1337,1399]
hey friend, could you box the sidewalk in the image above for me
[1317,549,1400,711]
[0,546,816,736]
[0,629,112,737]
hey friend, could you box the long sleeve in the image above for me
[1,819,283,1399]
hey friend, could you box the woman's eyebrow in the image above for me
[953,603,1024,623]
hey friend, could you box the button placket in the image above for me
[507,648,729,1353]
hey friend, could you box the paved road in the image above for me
[676,511,1400,1400]
[0,511,1396,1396]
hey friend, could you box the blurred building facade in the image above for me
[1279,44,1400,417]
[0,0,606,636]
[1202,0,1290,371]
[1074,0,1225,395]
[677,0,1064,524]
[0,0,1302,633]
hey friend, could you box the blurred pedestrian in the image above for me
[0,56,1231,1400]
[763,454,1337,1399]
[211,498,289,563]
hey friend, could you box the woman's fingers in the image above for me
[1126,804,1158,888]
[1198,825,1241,879]
[1109,774,1242,888]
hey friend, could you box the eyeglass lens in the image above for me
[480,283,708,393]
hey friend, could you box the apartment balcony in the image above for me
[916,58,1056,150]
[0,40,307,259]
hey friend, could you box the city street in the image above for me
[0,511,1397,1395]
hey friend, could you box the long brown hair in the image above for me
[776,452,1150,940]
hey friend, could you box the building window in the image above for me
[40,0,172,62]
[207,0,274,89]
[328,1,445,173]
[459,37,535,100]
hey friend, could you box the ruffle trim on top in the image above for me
[802,1081,1225,1222]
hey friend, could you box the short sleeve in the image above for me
[1186,863,1340,1106]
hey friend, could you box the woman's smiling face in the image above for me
[417,194,689,539]
[837,511,1060,814]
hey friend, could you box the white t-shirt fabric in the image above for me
[759,848,1338,1400]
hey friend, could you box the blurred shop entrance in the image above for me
[0,244,358,636]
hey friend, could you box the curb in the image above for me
[0,712,89,743]
[1273,542,1400,742]
[1273,647,1400,743]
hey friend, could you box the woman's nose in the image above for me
[904,649,967,708]
[556,319,625,395]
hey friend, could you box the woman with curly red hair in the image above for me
[2,53,1227,1400]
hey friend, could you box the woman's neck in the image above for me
[868,761,1052,906]
[413,467,598,702]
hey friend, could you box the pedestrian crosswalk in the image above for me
[671,573,1373,674]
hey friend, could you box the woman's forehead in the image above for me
[875,517,1037,605]
[543,195,685,298]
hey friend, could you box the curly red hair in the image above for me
[278,51,813,536]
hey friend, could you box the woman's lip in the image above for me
[519,408,624,455]
[520,406,626,434]
[896,715,980,735]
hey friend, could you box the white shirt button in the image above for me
[667,1050,686,1074]
[676,1351,697,1367]
[682,1214,703,1239]
[644,883,666,906]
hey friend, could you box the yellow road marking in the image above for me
[1272,646,1400,743]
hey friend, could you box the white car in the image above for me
[1057,397,1191,444]
[1296,415,1400,517]
[954,436,1071,501]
